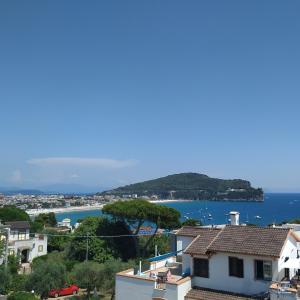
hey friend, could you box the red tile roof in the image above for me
[184,229,221,256]
[185,287,258,300]
[176,226,220,237]
[208,225,290,258]
[181,225,291,258]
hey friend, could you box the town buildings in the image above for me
[115,213,300,300]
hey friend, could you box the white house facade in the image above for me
[115,218,300,300]
[1,221,47,265]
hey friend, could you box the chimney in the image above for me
[230,211,240,226]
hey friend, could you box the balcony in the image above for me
[270,281,300,300]
[115,255,191,300]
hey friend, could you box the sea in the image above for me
[56,193,300,226]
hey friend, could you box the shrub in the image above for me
[7,292,36,300]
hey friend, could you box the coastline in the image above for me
[149,199,193,203]
[26,200,189,216]
[26,198,262,216]
[26,204,104,216]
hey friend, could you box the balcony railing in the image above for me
[269,281,300,300]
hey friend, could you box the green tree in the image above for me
[7,292,37,300]
[8,254,20,274]
[102,200,180,256]
[0,239,4,257]
[68,216,137,262]
[139,234,171,258]
[43,229,70,252]
[32,251,77,273]
[31,213,57,232]
[289,219,300,224]
[0,266,11,294]
[95,218,136,260]
[0,206,30,222]
[72,261,103,298]
[98,259,135,300]
[26,261,67,299]
[67,217,114,263]
[181,218,202,226]
[9,274,27,293]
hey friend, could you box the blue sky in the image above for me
[0,0,299,192]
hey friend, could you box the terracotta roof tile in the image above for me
[184,229,221,255]
[208,225,290,258]
[176,226,220,237]
[180,225,290,258]
[185,287,259,300]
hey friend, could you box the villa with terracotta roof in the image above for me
[115,212,300,300]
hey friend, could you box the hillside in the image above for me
[101,173,264,201]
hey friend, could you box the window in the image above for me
[18,232,26,240]
[285,268,290,279]
[38,245,43,252]
[255,260,272,281]
[11,230,18,237]
[229,257,244,278]
[194,258,209,278]
[9,249,15,256]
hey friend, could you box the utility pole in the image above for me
[85,233,89,262]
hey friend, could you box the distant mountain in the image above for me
[0,184,108,195]
[101,173,264,201]
[0,187,43,195]
[40,184,108,194]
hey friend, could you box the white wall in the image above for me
[116,276,155,300]
[7,235,47,263]
[277,235,298,281]
[177,235,195,275]
[192,253,277,295]
[182,254,191,274]
[177,236,194,254]
[150,256,176,270]
[115,275,191,300]
[29,235,48,261]
[176,278,192,300]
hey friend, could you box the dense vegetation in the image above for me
[0,202,181,299]
[101,172,264,201]
[103,199,181,256]
[0,206,31,222]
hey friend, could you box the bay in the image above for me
[56,193,300,226]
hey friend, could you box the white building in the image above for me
[1,221,47,265]
[57,218,72,230]
[115,216,300,300]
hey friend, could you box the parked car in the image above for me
[48,285,79,298]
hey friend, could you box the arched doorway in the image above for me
[21,249,29,263]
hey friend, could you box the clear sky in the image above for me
[0,0,299,192]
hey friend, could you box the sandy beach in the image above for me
[26,204,104,216]
[149,199,192,203]
[26,199,189,216]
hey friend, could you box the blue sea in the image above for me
[56,193,300,226]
